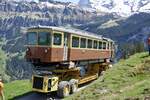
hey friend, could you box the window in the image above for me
[26,32,37,45]
[93,40,98,49]
[72,36,79,47]
[113,43,115,50]
[87,39,92,48]
[53,33,62,45]
[80,38,86,48]
[99,41,102,49]
[64,33,68,46]
[103,42,106,49]
[107,42,110,49]
[111,42,113,49]
[38,32,50,45]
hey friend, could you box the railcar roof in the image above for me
[28,26,114,42]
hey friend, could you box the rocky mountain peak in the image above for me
[78,0,150,16]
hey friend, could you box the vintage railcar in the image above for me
[25,26,115,97]
[25,26,114,65]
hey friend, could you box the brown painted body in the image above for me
[68,49,111,61]
[26,47,64,63]
[26,46,113,63]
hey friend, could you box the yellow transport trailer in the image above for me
[32,63,110,98]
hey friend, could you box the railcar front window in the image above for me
[38,32,50,45]
[72,36,79,48]
[27,32,37,45]
[53,33,62,46]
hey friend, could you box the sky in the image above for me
[54,0,79,3]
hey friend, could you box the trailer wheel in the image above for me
[57,81,70,98]
[69,79,78,94]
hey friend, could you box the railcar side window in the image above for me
[99,41,102,49]
[103,42,106,49]
[72,36,79,48]
[111,42,113,49]
[80,38,86,48]
[53,33,62,46]
[107,42,110,49]
[27,32,37,45]
[38,32,50,45]
[93,40,98,49]
[87,39,92,48]
[64,33,68,46]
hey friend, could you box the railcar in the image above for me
[25,26,115,98]
[25,26,114,65]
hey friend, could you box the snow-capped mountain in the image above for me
[78,0,150,16]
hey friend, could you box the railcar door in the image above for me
[63,33,69,61]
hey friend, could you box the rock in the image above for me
[95,88,110,94]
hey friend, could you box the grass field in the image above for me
[66,52,150,100]
[4,80,32,100]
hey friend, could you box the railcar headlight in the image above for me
[45,49,48,53]
[26,48,29,52]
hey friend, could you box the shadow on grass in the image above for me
[9,91,62,100]
[9,91,33,100]
[140,54,149,58]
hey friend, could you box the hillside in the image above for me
[66,52,150,100]
[0,38,10,82]
[79,13,150,43]
[4,52,150,99]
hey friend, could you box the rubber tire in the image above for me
[57,81,70,98]
[69,79,78,94]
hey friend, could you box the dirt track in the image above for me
[17,92,60,100]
